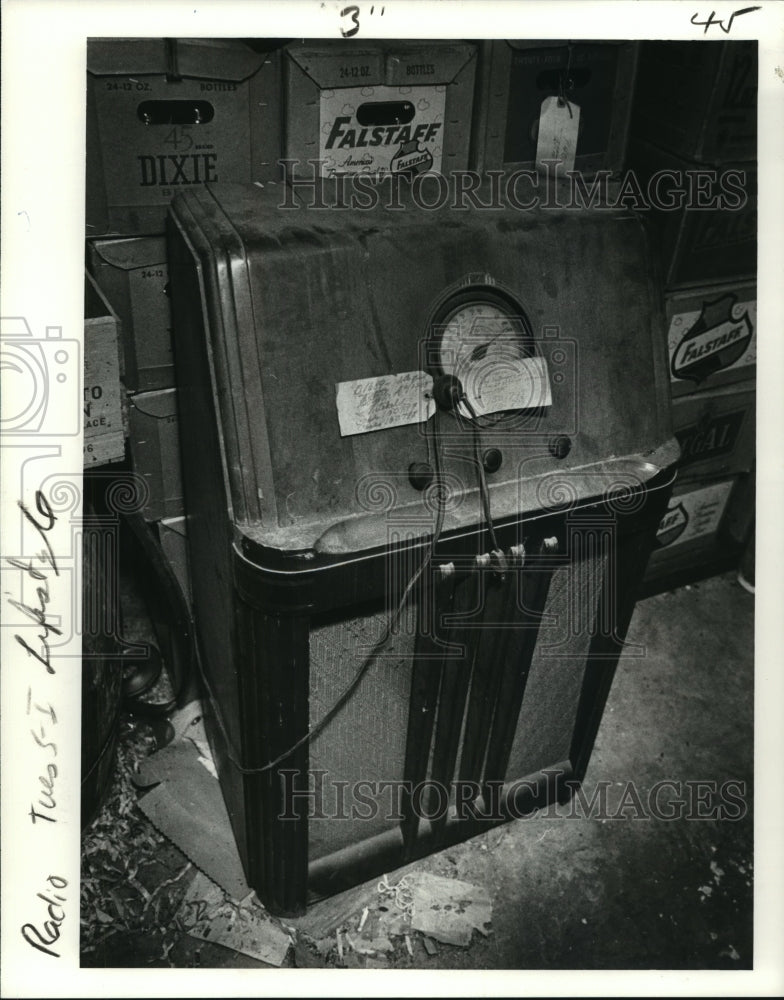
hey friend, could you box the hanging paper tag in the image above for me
[467,356,552,417]
[336,370,435,436]
[535,96,581,174]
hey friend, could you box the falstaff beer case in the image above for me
[167,183,679,915]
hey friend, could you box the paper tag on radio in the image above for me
[336,371,435,436]
[535,96,580,174]
[467,356,552,417]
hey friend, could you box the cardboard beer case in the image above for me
[473,41,638,176]
[665,281,756,397]
[127,387,184,522]
[84,271,127,467]
[626,140,757,289]
[283,40,477,179]
[87,236,173,392]
[157,516,192,605]
[643,475,748,591]
[671,380,755,482]
[631,40,757,163]
[86,38,283,236]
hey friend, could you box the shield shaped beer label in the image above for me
[670,293,754,384]
[390,139,434,177]
[655,482,734,549]
[656,502,688,548]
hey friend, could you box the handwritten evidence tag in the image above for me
[336,370,436,437]
[467,356,552,417]
[535,96,581,174]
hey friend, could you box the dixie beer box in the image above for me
[282,40,476,179]
[86,38,282,235]
[666,282,756,397]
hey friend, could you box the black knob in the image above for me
[549,435,572,460]
[482,448,503,474]
[432,373,465,412]
[409,461,434,491]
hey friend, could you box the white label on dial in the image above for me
[467,356,551,416]
[336,370,435,436]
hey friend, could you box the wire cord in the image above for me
[197,410,450,776]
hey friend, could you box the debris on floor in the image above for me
[408,872,493,947]
[131,739,252,900]
[177,870,291,967]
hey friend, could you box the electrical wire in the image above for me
[199,409,450,776]
[462,395,502,554]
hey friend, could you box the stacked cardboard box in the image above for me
[85,37,286,545]
[84,273,126,467]
[283,40,477,180]
[471,41,638,176]
[630,41,757,591]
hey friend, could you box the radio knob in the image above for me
[409,462,434,491]
[482,448,503,474]
[549,435,572,460]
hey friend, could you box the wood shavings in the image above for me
[357,906,369,932]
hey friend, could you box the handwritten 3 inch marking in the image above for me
[691,6,761,34]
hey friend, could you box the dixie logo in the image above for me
[138,153,218,187]
[656,502,688,548]
[671,293,753,383]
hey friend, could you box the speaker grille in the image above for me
[505,555,606,780]
[309,613,416,858]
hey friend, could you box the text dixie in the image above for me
[137,153,218,187]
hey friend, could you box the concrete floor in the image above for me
[81,570,754,971]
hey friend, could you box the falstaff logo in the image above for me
[391,139,434,177]
[324,116,442,151]
[671,294,753,383]
[656,503,688,548]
